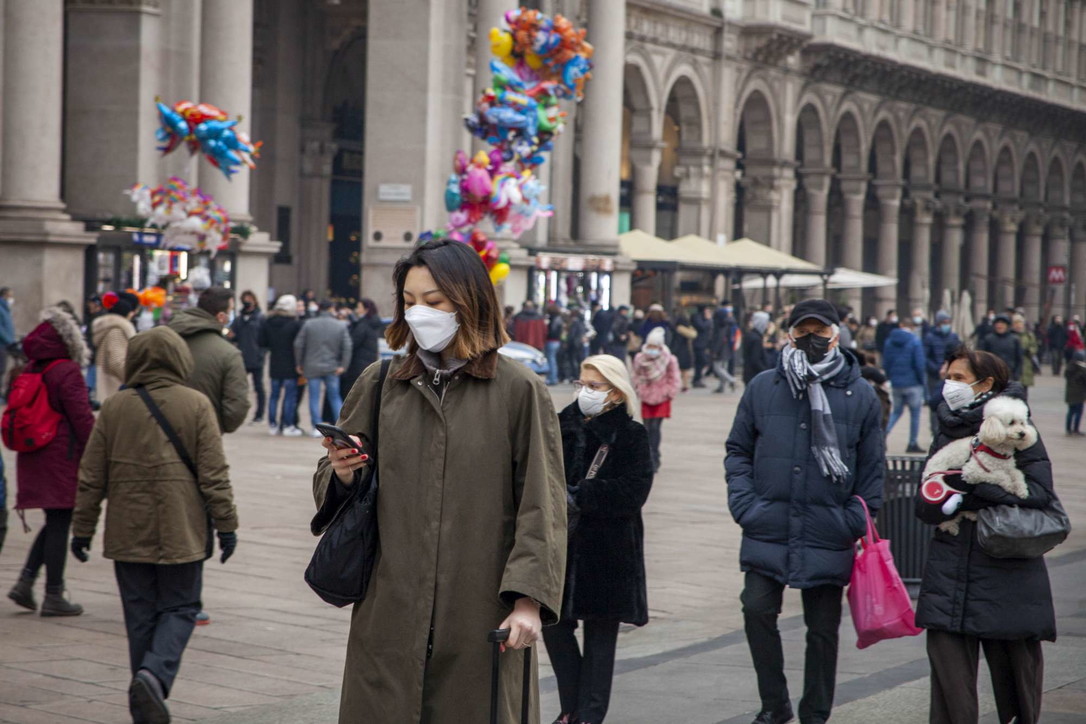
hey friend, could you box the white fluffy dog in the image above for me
[922,396,1038,534]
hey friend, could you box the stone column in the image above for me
[740,162,781,247]
[1047,211,1071,315]
[629,140,664,236]
[874,180,903,315]
[675,147,713,238]
[932,0,947,40]
[994,202,1022,309]
[940,196,967,301]
[1021,208,1046,321]
[297,121,337,296]
[1072,217,1086,319]
[199,0,255,222]
[909,192,937,312]
[0,0,95,333]
[711,148,739,244]
[577,0,625,252]
[839,174,868,311]
[968,197,993,319]
[798,168,832,266]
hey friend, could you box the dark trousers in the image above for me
[1067,403,1083,432]
[247,366,265,419]
[643,417,663,470]
[114,561,203,697]
[741,571,843,723]
[23,508,72,591]
[542,618,621,723]
[1051,351,1063,376]
[927,630,1043,724]
[693,347,708,383]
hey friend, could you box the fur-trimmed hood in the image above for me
[23,306,90,365]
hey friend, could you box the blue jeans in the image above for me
[887,384,925,446]
[85,364,97,401]
[1067,403,1084,433]
[308,374,343,428]
[545,340,561,385]
[268,377,298,430]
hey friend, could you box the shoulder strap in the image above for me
[584,444,610,480]
[136,386,198,480]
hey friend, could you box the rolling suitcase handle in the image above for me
[488,628,532,724]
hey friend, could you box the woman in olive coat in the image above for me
[313,240,566,724]
[546,354,653,724]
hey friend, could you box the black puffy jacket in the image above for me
[979,331,1023,380]
[914,385,1056,641]
[725,349,885,589]
[559,402,653,625]
[258,314,301,380]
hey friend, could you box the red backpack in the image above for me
[2,360,65,453]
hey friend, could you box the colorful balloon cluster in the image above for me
[155,99,262,179]
[418,229,512,284]
[102,287,166,310]
[426,7,592,285]
[125,177,231,253]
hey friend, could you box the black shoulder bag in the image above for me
[135,386,214,558]
[305,359,390,607]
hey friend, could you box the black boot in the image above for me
[7,572,37,611]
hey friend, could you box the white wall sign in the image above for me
[377,183,412,202]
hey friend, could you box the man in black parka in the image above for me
[726,299,885,724]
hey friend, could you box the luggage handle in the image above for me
[488,628,532,724]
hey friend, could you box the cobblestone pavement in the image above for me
[0,374,1083,723]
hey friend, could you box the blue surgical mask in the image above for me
[939,324,952,335]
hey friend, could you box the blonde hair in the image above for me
[581,354,639,418]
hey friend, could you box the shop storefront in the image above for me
[530,253,616,309]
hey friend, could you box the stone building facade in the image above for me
[2,0,1085,332]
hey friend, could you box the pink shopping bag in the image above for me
[847,496,923,649]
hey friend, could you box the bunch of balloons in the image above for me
[418,228,512,284]
[425,7,591,285]
[125,177,231,253]
[155,99,262,179]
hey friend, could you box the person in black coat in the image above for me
[978,314,1022,381]
[740,311,772,385]
[1046,315,1067,375]
[915,347,1055,724]
[341,298,384,397]
[258,295,303,435]
[726,300,884,724]
[691,305,712,387]
[229,290,266,423]
[543,354,653,724]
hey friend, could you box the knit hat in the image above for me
[648,303,664,313]
[751,311,770,335]
[934,310,951,324]
[646,327,666,347]
[103,290,140,317]
[274,294,298,313]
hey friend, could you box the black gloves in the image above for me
[217,531,237,563]
[70,536,91,562]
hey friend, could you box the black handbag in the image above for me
[976,496,1071,559]
[304,359,390,607]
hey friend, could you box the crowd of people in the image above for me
[0,262,1073,724]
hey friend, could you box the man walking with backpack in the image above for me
[71,326,238,724]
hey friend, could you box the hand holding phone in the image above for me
[317,424,369,486]
[315,423,356,449]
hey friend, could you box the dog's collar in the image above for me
[970,436,1011,473]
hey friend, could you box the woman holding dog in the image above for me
[916,347,1056,724]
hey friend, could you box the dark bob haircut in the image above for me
[385,240,510,359]
[946,346,1010,395]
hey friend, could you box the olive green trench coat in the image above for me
[312,351,566,723]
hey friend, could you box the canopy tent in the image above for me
[670,235,824,274]
[617,229,716,268]
[739,266,898,290]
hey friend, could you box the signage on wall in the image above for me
[1048,265,1067,285]
[377,183,412,202]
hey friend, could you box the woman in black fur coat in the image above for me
[543,354,654,724]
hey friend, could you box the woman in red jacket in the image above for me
[6,307,94,616]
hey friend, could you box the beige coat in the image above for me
[74,326,238,564]
[91,313,136,400]
[312,351,566,724]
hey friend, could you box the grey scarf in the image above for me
[781,345,849,483]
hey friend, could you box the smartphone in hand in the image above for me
[314,423,357,450]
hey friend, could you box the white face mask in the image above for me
[577,387,609,417]
[643,347,661,358]
[405,305,459,353]
[942,379,981,411]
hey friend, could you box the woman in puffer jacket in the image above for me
[915,347,1056,724]
[6,307,94,616]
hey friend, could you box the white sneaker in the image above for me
[283,426,304,437]
[268,424,280,436]
[310,428,324,438]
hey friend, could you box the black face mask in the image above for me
[793,333,833,364]
[242,302,254,311]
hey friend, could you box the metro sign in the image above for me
[1048,265,1067,285]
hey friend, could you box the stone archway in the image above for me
[934,132,965,301]
[992,145,1020,309]
[904,126,935,312]
[1045,157,1070,316]
[827,110,865,309]
[657,74,709,239]
[1071,163,1086,319]
[965,140,993,317]
[1019,152,1044,317]
[622,61,661,236]
[869,118,900,314]
[735,89,780,248]
[793,102,830,265]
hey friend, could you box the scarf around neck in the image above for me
[781,345,849,483]
[636,347,671,382]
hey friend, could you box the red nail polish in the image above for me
[360,454,369,461]
[352,449,358,454]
